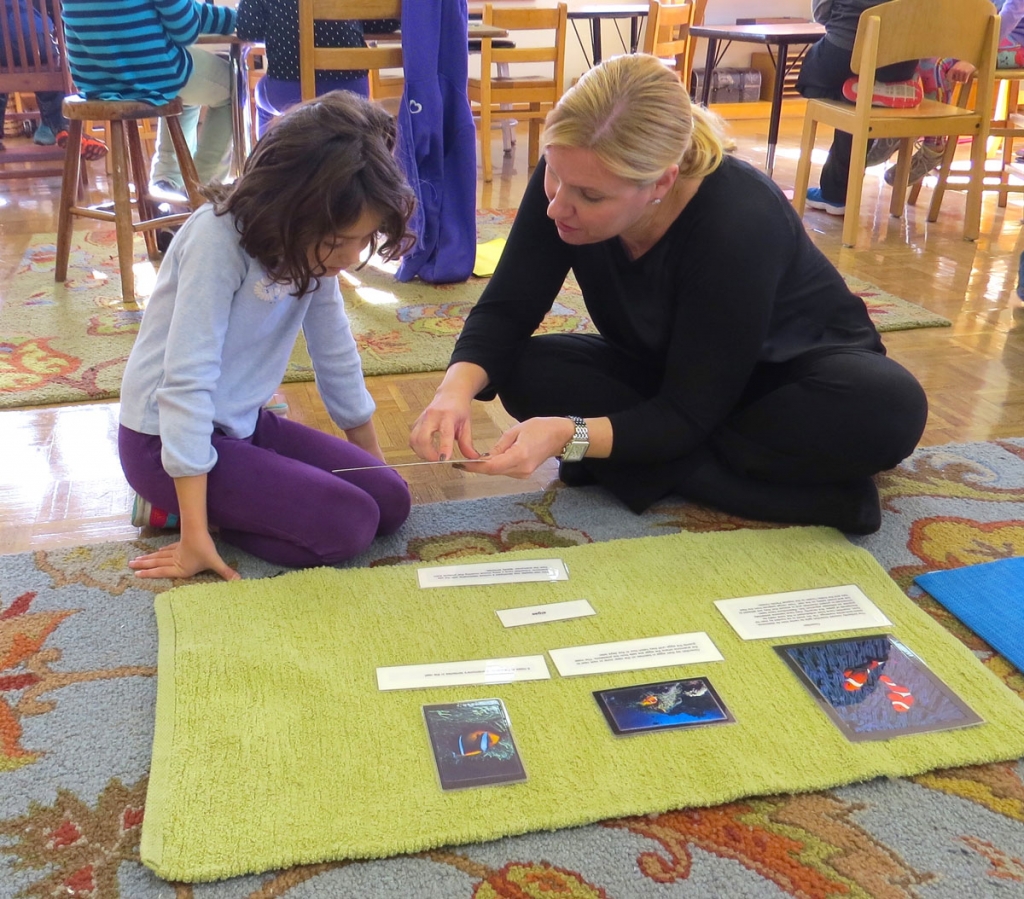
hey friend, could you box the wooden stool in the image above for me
[55,95,203,304]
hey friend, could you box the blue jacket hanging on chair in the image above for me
[395,0,477,283]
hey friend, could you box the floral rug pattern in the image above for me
[1,212,949,409]
[0,438,1021,897]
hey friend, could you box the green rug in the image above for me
[142,526,1024,882]
[0,213,950,409]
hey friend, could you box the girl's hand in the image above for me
[949,60,976,84]
[344,420,386,463]
[129,530,241,581]
[459,417,574,479]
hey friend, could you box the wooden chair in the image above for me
[297,0,403,103]
[917,69,1024,217]
[55,96,202,304]
[792,0,998,248]
[468,3,568,183]
[0,0,80,184]
[643,0,696,89]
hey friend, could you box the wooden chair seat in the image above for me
[55,95,203,304]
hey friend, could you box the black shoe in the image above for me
[156,227,178,253]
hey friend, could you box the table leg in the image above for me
[765,41,789,177]
[699,37,717,106]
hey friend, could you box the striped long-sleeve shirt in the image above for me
[62,0,237,103]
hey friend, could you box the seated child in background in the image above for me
[236,0,399,137]
[879,0,1024,185]
[118,91,416,582]
[61,0,237,199]
[0,0,107,156]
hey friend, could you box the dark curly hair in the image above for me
[202,90,416,297]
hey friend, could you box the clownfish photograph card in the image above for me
[774,634,983,742]
[593,677,735,736]
[422,698,527,791]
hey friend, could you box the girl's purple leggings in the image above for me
[118,409,411,568]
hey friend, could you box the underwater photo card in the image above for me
[593,677,735,736]
[775,634,984,742]
[422,698,527,790]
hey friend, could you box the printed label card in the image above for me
[417,559,569,589]
[548,632,723,677]
[715,584,891,640]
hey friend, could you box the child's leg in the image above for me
[181,48,234,184]
[150,105,201,191]
[998,39,1024,69]
[119,413,411,568]
[205,412,411,567]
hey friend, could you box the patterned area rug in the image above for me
[0,213,950,409]
[1,438,1021,897]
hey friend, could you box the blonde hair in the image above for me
[542,53,729,184]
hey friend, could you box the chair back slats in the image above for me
[851,0,996,76]
[298,0,402,102]
[481,3,567,91]
[470,3,567,181]
[0,0,70,95]
[643,0,696,87]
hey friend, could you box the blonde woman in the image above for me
[409,54,927,534]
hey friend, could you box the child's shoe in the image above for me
[883,143,945,186]
[805,187,845,216]
[865,137,901,166]
[131,493,180,529]
[33,123,56,146]
[842,76,923,108]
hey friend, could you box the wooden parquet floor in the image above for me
[2,117,1024,554]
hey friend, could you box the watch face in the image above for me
[561,441,589,463]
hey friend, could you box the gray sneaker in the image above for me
[865,137,901,166]
[884,143,945,186]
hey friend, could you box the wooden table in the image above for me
[689,21,825,177]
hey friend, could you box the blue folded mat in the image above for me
[915,557,1024,671]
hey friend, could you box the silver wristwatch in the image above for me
[559,416,589,462]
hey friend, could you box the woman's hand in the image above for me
[409,362,490,461]
[128,529,241,581]
[459,417,575,479]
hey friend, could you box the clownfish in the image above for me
[879,675,915,712]
[842,659,881,691]
[458,729,501,756]
[639,694,660,706]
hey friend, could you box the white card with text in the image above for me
[417,558,569,589]
[496,599,596,628]
[548,633,723,677]
[376,655,550,691]
[714,584,891,640]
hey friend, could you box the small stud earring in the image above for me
[652,198,662,206]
